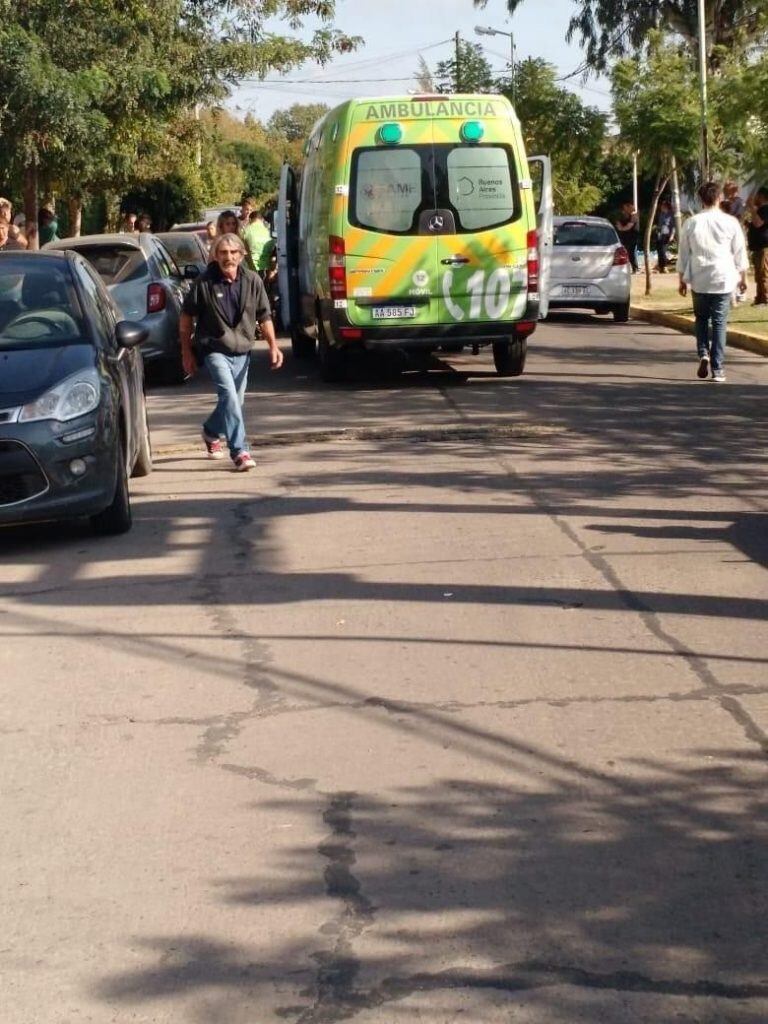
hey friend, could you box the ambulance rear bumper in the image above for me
[323,299,540,349]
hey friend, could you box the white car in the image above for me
[547,215,632,322]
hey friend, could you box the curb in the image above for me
[630,305,768,358]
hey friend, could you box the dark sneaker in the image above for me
[202,431,225,460]
[697,356,710,379]
[233,452,256,472]
[712,369,726,383]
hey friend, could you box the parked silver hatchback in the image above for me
[547,216,631,322]
[45,233,192,382]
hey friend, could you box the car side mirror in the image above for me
[115,320,148,349]
[184,264,201,279]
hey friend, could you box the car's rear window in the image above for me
[0,260,85,347]
[160,237,203,269]
[350,143,520,235]
[554,222,618,247]
[69,244,148,284]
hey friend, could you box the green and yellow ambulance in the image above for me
[277,93,552,380]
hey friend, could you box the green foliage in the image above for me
[713,52,768,180]
[610,37,702,175]
[510,59,609,214]
[267,103,330,141]
[435,41,497,93]
[122,174,201,231]
[474,0,768,71]
[223,141,282,201]
[0,1,359,224]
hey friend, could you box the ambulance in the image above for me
[276,93,552,380]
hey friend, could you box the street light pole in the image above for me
[697,0,710,180]
[475,25,515,104]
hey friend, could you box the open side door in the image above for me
[276,163,300,336]
[527,155,553,319]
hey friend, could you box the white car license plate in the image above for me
[371,306,417,319]
[563,286,591,297]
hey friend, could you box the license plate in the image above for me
[371,306,417,319]
[563,286,591,297]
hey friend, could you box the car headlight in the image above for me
[19,367,101,423]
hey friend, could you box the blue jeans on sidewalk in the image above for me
[692,291,730,372]
[203,351,251,458]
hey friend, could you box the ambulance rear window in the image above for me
[349,143,520,235]
[353,149,424,233]
[447,147,516,230]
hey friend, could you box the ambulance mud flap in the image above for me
[277,164,313,357]
[527,155,553,319]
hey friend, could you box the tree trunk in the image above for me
[23,159,39,250]
[67,196,83,238]
[644,170,669,296]
[670,156,683,255]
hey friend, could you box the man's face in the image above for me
[216,242,244,277]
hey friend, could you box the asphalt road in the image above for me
[2,314,767,1024]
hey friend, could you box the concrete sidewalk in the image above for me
[630,302,768,358]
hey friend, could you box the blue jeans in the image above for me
[692,292,730,371]
[203,351,251,457]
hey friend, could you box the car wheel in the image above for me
[91,432,132,535]
[131,395,153,478]
[318,331,347,383]
[492,338,527,377]
[291,327,317,360]
[613,301,630,322]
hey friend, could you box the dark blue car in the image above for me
[0,250,152,535]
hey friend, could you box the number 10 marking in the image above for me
[443,268,512,321]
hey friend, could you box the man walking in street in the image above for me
[678,181,748,383]
[179,232,283,471]
[746,186,768,306]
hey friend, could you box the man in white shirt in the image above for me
[678,181,748,382]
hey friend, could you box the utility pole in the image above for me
[455,31,462,92]
[697,0,710,180]
[476,25,515,104]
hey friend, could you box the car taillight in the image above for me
[147,283,166,313]
[329,235,347,301]
[613,246,630,266]
[526,229,539,293]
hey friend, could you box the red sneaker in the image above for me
[233,452,256,472]
[202,431,225,460]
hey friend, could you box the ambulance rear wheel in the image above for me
[492,338,526,377]
[318,335,347,383]
[291,328,316,360]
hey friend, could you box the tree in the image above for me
[223,141,282,202]
[511,59,609,214]
[267,103,330,142]
[0,1,360,234]
[611,36,702,293]
[435,40,496,93]
[474,0,768,71]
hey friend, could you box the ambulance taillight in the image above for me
[329,235,347,300]
[526,230,539,293]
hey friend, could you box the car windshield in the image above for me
[69,244,148,285]
[0,259,85,348]
[554,222,618,247]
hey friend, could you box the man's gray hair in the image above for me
[212,232,246,257]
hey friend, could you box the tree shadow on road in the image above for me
[90,733,768,1024]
